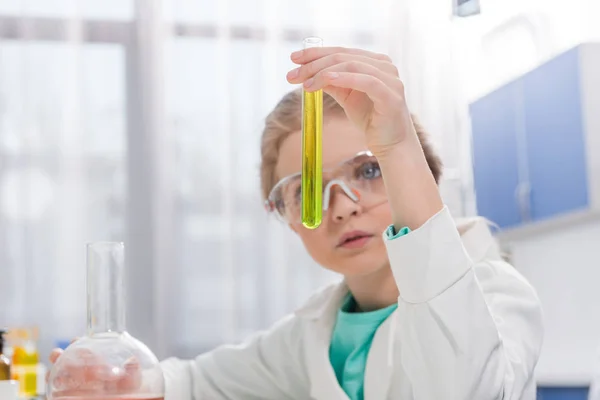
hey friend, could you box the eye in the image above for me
[357,161,381,180]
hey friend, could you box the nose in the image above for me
[328,186,362,222]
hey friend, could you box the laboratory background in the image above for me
[0,0,599,398]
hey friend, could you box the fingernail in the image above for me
[287,68,299,80]
[291,50,303,60]
[325,71,339,79]
[304,78,314,88]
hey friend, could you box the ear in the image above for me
[288,223,299,235]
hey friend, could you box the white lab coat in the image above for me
[160,207,544,399]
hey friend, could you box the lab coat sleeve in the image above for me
[160,314,309,400]
[160,357,195,399]
[385,206,543,400]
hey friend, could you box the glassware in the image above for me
[301,37,324,229]
[47,242,165,400]
[0,330,10,381]
[10,327,39,397]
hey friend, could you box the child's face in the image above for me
[275,116,392,277]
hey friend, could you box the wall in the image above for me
[452,1,600,390]
[503,218,600,386]
[449,0,600,222]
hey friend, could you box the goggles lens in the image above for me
[266,152,387,224]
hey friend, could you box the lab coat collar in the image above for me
[294,279,348,320]
[294,281,350,399]
[294,215,499,320]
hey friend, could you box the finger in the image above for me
[57,351,88,389]
[321,87,352,105]
[118,357,142,391]
[49,348,63,364]
[287,53,398,84]
[291,46,392,65]
[53,349,107,392]
[78,349,111,382]
[308,71,401,114]
[304,61,404,99]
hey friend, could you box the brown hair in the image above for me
[260,89,443,200]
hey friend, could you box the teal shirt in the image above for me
[328,225,410,400]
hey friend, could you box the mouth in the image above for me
[337,231,374,249]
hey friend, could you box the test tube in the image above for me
[301,37,324,229]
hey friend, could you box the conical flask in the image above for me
[47,242,165,400]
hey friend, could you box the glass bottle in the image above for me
[10,327,38,397]
[47,242,165,400]
[0,329,10,381]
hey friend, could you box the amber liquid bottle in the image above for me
[0,329,11,381]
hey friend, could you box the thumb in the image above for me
[49,349,63,365]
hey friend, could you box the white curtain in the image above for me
[7,0,598,363]
[0,0,463,363]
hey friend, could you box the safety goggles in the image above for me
[265,151,388,225]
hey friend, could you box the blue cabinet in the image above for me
[522,48,589,221]
[470,81,522,228]
[470,43,599,229]
[537,387,588,400]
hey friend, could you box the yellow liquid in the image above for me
[12,364,37,396]
[301,89,323,229]
[12,345,38,396]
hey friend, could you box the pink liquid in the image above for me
[53,397,163,400]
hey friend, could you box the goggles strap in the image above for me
[323,179,360,211]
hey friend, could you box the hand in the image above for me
[286,47,417,159]
[47,338,142,396]
[46,337,79,384]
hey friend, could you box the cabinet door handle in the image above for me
[515,182,531,222]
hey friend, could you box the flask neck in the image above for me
[87,242,126,335]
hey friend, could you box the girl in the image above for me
[51,46,543,399]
